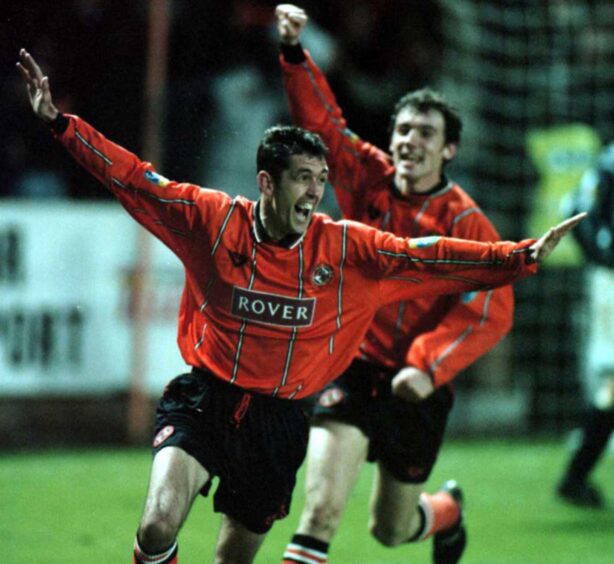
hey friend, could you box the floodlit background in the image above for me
[1,1,614,562]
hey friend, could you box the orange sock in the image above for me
[417,491,460,540]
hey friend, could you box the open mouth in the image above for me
[294,202,314,220]
[399,153,422,165]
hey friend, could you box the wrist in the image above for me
[47,112,69,134]
[41,106,59,123]
[280,42,306,64]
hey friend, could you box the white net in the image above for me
[438,0,614,433]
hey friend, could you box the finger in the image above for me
[23,50,45,82]
[16,62,32,83]
[552,212,587,235]
[288,12,308,24]
[276,4,302,15]
[41,76,51,99]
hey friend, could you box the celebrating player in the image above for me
[18,47,582,564]
[275,4,538,563]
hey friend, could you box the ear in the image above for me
[257,170,274,196]
[442,143,458,161]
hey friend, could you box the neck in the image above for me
[394,172,443,196]
[258,198,284,241]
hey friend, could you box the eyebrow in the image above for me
[295,166,329,174]
[397,121,437,132]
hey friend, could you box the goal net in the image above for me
[437,0,614,433]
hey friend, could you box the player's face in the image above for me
[390,106,456,194]
[271,154,328,236]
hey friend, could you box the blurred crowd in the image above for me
[1,0,442,204]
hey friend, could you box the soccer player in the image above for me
[18,48,582,564]
[275,4,520,562]
[556,143,614,508]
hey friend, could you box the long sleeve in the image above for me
[347,222,538,302]
[403,213,514,387]
[51,114,231,263]
[280,46,393,218]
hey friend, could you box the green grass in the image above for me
[1,439,613,563]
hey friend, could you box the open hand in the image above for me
[275,4,308,45]
[530,212,587,263]
[16,49,58,122]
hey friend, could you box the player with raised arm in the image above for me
[18,48,582,564]
[275,4,537,563]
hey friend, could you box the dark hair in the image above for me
[388,87,462,145]
[257,125,329,184]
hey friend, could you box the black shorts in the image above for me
[152,368,309,534]
[312,358,454,483]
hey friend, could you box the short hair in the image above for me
[389,87,463,145]
[257,125,329,184]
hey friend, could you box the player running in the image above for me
[18,47,582,564]
[275,4,527,563]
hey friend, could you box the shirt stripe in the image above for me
[429,325,474,374]
[275,244,305,394]
[75,128,113,165]
[329,223,347,354]
[377,249,504,266]
[230,242,257,384]
[211,198,237,256]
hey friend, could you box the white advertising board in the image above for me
[0,201,188,395]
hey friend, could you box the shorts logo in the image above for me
[312,264,334,286]
[318,386,345,408]
[406,465,426,479]
[231,286,316,327]
[153,425,174,448]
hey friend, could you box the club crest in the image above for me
[153,425,175,448]
[318,386,345,408]
[312,263,334,286]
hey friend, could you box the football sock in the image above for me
[283,533,329,563]
[133,537,178,564]
[564,407,614,484]
[411,491,460,541]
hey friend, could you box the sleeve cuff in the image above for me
[48,113,69,135]
[280,43,306,64]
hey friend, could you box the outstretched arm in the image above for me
[16,49,59,122]
[15,49,214,264]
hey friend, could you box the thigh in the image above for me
[302,420,369,513]
[214,514,267,564]
[140,446,210,530]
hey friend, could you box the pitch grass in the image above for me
[2,439,613,563]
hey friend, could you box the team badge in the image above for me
[312,264,334,286]
[408,236,441,249]
[153,425,174,447]
[144,170,171,187]
[318,386,345,408]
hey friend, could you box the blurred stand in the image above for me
[4,1,614,446]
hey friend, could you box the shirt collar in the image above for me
[252,200,307,249]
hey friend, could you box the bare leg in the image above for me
[213,514,267,564]
[369,462,424,546]
[137,446,210,552]
[296,420,369,542]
